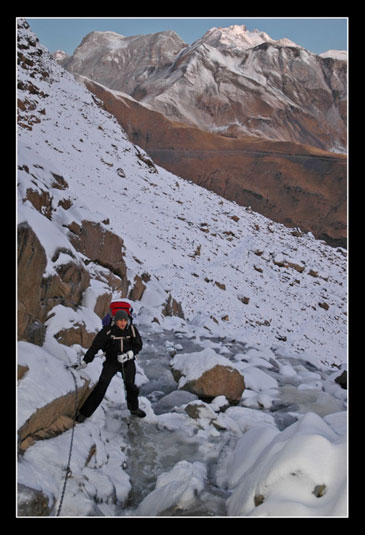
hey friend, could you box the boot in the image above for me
[130,408,146,418]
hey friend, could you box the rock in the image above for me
[67,220,129,295]
[162,294,185,319]
[154,390,198,414]
[215,281,226,290]
[313,484,327,498]
[18,379,92,452]
[335,370,347,389]
[184,401,217,423]
[128,274,147,301]
[171,349,245,404]
[41,260,90,311]
[54,322,97,348]
[17,483,51,516]
[17,222,47,343]
[18,364,29,381]
[189,365,245,403]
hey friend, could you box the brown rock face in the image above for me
[18,378,92,452]
[82,79,347,247]
[17,218,130,344]
[174,364,245,404]
[17,222,47,343]
[67,220,128,293]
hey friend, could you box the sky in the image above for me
[24,18,348,57]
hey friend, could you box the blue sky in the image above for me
[25,18,348,57]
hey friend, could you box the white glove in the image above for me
[117,350,134,364]
[74,361,87,371]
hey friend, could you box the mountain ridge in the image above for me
[61,24,347,153]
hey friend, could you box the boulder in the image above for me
[186,365,245,403]
[171,348,245,403]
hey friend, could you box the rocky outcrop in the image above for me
[53,323,96,348]
[67,220,129,295]
[41,258,90,312]
[18,378,92,452]
[80,78,347,247]
[17,222,47,344]
[162,294,185,319]
[17,217,130,345]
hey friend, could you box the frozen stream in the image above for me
[110,326,346,517]
[17,323,346,517]
[115,329,231,516]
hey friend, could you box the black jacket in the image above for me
[83,322,143,364]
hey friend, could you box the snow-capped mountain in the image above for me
[193,24,301,51]
[320,50,348,61]
[62,24,347,153]
[17,19,347,517]
[52,50,69,62]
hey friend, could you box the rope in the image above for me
[56,367,79,517]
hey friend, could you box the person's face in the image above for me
[116,318,128,330]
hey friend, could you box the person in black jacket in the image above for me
[75,310,146,420]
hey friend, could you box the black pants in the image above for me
[79,359,139,417]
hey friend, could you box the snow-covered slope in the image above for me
[18,21,347,366]
[17,20,347,517]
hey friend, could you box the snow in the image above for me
[17,20,347,517]
[137,460,207,515]
[225,412,347,516]
[320,50,347,61]
[199,25,302,52]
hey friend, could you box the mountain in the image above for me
[77,75,347,248]
[60,24,347,248]
[17,19,347,517]
[62,24,347,153]
[52,50,69,62]
[61,29,187,96]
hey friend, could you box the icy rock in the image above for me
[154,390,198,414]
[137,460,207,516]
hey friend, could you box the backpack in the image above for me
[102,300,134,327]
